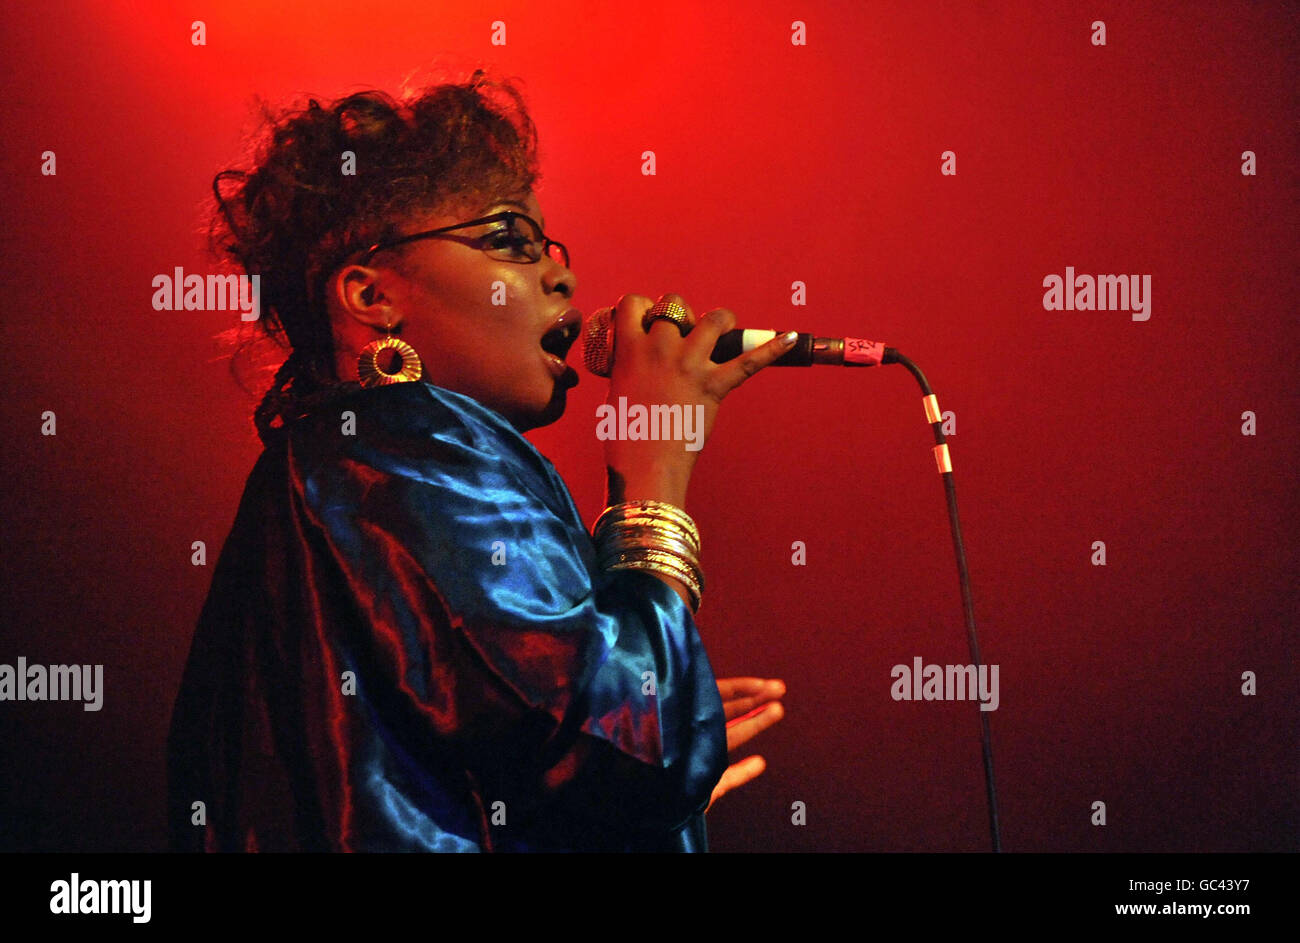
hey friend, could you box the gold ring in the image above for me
[642,300,691,336]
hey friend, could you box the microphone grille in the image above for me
[582,306,615,378]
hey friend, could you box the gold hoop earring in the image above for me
[357,331,423,388]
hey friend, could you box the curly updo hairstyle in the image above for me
[209,68,541,445]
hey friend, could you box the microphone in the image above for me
[581,306,899,377]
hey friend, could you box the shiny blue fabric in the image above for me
[167,381,726,852]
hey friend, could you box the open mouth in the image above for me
[540,318,581,387]
[540,319,581,360]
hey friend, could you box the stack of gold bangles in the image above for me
[592,500,704,613]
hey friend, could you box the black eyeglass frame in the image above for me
[356,212,569,268]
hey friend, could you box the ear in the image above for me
[328,262,396,331]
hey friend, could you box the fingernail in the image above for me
[779,331,798,346]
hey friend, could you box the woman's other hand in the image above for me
[707,677,786,812]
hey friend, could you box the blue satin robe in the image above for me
[167,381,727,852]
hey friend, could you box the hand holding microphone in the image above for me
[594,293,797,510]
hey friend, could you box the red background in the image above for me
[0,0,1295,852]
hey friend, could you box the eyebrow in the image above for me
[488,200,544,231]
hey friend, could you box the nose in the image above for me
[544,254,577,299]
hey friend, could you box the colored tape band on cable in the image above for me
[933,443,952,474]
[923,394,942,424]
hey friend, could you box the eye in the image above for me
[488,231,532,251]
[485,221,536,257]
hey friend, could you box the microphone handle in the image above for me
[709,329,895,367]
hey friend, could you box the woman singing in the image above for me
[167,69,789,852]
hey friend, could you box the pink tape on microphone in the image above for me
[844,338,886,365]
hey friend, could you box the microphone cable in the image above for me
[883,347,1002,853]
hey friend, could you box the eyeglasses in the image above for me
[357,211,569,268]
